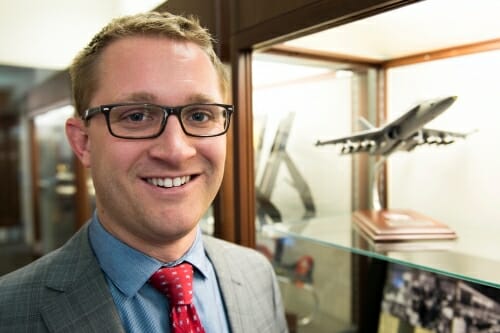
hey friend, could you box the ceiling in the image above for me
[285,0,500,61]
[0,0,164,115]
[1,0,500,116]
[0,0,165,69]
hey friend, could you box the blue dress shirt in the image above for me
[88,214,230,333]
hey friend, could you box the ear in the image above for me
[66,117,91,167]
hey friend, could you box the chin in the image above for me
[153,216,200,234]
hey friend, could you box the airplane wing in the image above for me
[316,128,382,145]
[418,128,475,145]
[421,128,471,141]
[315,128,386,154]
[398,128,476,152]
[315,126,476,154]
[315,103,424,155]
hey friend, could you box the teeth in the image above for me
[165,178,173,187]
[173,177,181,187]
[147,176,191,188]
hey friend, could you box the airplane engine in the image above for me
[341,143,355,154]
[360,140,376,152]
[433,136,443,144]
[352,143,363,152]
[425,136,439,144]
[442,136,454,144]
[385,126,401,140]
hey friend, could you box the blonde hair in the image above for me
[69,11,229,115]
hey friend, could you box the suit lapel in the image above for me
[203,237,253,333]
[39,225,124,333]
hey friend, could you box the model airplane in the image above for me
[315,96,473,156]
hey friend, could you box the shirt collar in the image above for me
[88,212,209,298]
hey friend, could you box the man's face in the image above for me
[70,36,226,256]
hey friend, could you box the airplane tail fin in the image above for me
[358,117,375,130]
[466,128,479,137]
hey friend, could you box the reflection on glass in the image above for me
[253,52,377,332]
[379,262,500,333]
[387,50,500,262]
[252,53,357,227]
[199,205,214,236]
[34,105,79,253]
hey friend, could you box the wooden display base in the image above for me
[352,209,457,242]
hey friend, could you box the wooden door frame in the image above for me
[216,0,417,248]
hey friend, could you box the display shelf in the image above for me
[260,214,500,289]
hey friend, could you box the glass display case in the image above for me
[259,218,500,333]
[252,51,377,224]
[251,52,380,333]
[33,104,95,253]
[251,2,500,332]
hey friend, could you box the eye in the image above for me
[114,106,157,123]
[183,106,216,124]
[126,111,148,122]
[189,111,211,122]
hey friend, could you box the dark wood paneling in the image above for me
[213,126,236,242]
[157,1,216,36]
[29,119,41,243]
[25,71,71,114]
[229,51,256,247]
[156,0,231,61]
[0,116,20,227]
[226,0,419,247]
[234,0,319,32]
[232,0,420,50]
[0,90,10,111]
[383,38,500,68]
[215,48,256,246]
[268,44,383,66]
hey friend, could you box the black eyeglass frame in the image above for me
[82,102,235,139]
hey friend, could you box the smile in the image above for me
[146,176,192,188]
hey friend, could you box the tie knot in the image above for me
[149,262,194,305]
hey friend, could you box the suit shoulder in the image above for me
[0,225,89,297]
[0,246,63,288]
[202,235,272,267]
[0,248,65,324]
[202,235,261,254]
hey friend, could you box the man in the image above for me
[0,12,288,333]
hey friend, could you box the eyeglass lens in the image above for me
[107,104,230,138]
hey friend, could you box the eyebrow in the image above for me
[117,92,219,105]
[119,92,157,103]
[185,93,218,104]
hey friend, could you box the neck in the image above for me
[99,218,198,263]
[144,233,197,263]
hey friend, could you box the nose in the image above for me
[148,116,196,163]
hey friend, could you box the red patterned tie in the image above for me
[149,262,206,333]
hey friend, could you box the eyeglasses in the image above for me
[82,103,234,139]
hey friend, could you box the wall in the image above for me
[253,55,353,221]
[387,49,500,260]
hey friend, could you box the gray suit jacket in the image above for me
[0,224,288,333]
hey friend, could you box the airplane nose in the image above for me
[438,96,458,109]
[447,96,458,103]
